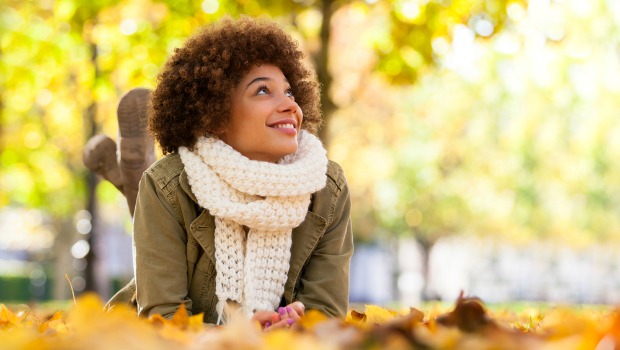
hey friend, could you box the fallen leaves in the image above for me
[2,292,620,350]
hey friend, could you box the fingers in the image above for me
[265,317,295,331]
[271,312,280,324]
[279,306,301,321]
[289,301,305,316]
[255,302,306,331]
[287,306,301,321]
[251,310,278,328]
[263,306,301,331]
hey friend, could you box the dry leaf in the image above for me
[1,292,620,350]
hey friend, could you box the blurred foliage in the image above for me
[2,0,620,262]
[329,0,620,249]
[0,0,511,222]
[378,0,523,84]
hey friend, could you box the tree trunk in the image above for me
[416,235,437,301]
[315,0,336,146]
[0,45,3,155]
[83,43,100,293]
[0,93,3,155]
[52,219,74,299]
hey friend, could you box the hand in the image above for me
[287,301,305,316]
[251,301,305,331]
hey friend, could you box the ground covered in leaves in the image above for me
[2,293,620,350]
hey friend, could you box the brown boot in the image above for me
[83,134,124,193]
[117,88,156,217]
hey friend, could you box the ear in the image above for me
[208,127,228,141]
[206,116,230,139]
[212,127,226,137]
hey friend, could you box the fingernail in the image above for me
[265,321,271,328]
[279,307,286,315]
[286,306,292,313]
[287,318,294,325]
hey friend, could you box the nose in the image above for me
[277,95,300,115]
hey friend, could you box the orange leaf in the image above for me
[148,313,169,328]
[171,303,189,329]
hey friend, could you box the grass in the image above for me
[352,299,615,317]
[2,299,74,318]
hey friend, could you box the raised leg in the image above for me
[117,88,156,217]
[83,134,124,193]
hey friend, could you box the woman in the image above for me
[108,16,353,329]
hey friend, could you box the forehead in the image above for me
[242,64,287,82]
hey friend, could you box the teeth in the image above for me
[273,123,294,129]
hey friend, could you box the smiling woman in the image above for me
[221,64,303,163]
[106,16,353,330]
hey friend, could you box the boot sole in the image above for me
[117,88,151,138]
[117,88,156,216]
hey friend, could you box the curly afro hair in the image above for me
[149,16,322,154]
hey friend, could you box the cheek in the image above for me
[294,103,303,124]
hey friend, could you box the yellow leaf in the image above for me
[156,323,191,344]
[73,293,105,316]
[0,304,19,328]
[264,329,324,350]
[298,309,329,329]
[364,305,395,324]
[188,313,205,332]
[345,309,366,327]
[37,311,64,334]
[49,311,63,321]
[264,329,296,349]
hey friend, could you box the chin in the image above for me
[277,145,298,159]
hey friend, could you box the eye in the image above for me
[285,88,294,98]
[256,84,269,95]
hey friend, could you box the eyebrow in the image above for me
[246,77,270,90]
[245,76,291,91]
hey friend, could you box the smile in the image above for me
[271,123,295,129]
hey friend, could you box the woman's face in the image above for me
[220,64,303,163]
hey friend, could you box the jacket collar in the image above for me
[179,169,198,204]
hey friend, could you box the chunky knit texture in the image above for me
[178,131,328,323]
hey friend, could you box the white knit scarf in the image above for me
[178,130,327,324]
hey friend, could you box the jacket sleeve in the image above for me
[133,171,192,318]
[295,167,354,317]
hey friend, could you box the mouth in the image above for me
[271,123,295,129]
[267,118,298,129]
[267,119,298,136]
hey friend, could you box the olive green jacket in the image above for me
[107,153,353,323]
